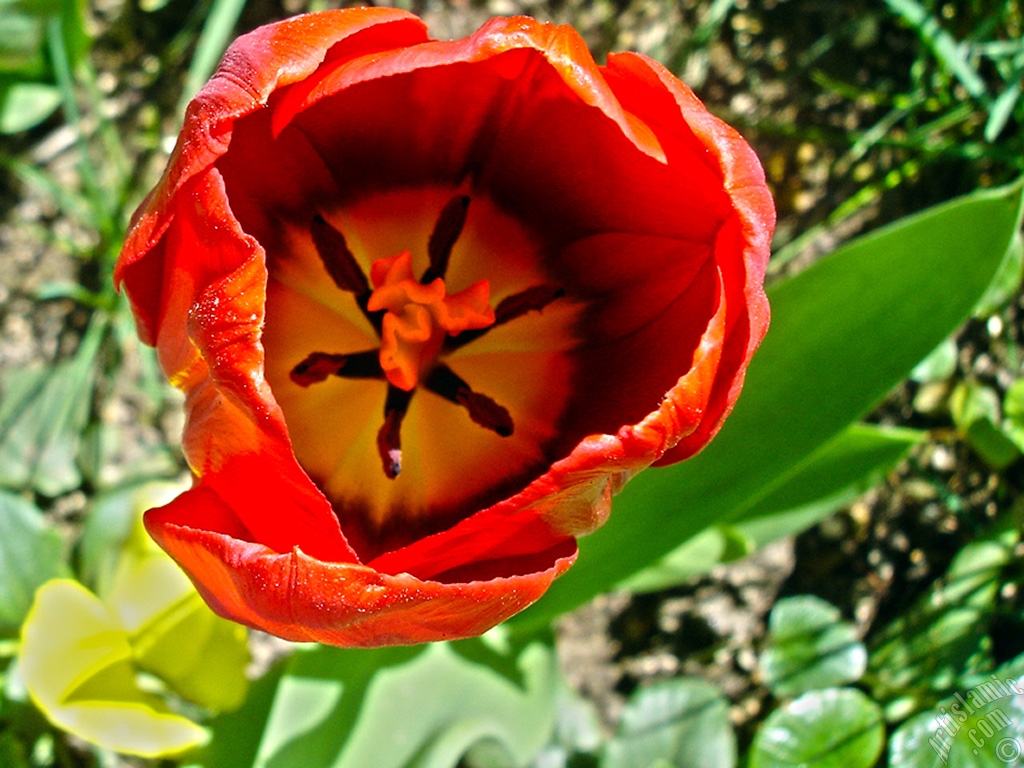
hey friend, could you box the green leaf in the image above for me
[760,596,867,699]
[889,652,1024,767]
[521,180,1024,625]
[0,317,104,496]
[0,81,60,132]
[0,5,46,75]
[0,729,31,768]
[868,532,1015,706]
[0,0,87,77]
[619,526,753,593]
[77,488,142,597]
[974,230,1024,316]
[950,383,1021,469]
[198,639,558,768]
[735,423,923,545]
[623,423,922,592]
[910,338,958,384]
[749,688,884,768]
[1002,378,1024,454]
[601,677,736,768]
[883,0,988,100]
[0,491,69,634]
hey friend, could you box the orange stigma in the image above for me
[367,251,494,391]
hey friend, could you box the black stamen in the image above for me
[311,215,370,294]
[310,215,384,334]
[290,350,383,387]
[446,284,565,351]
[425,364,514,437]
[377,386,414,479]
[422,195,470,284]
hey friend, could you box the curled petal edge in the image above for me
[146,486,577,648]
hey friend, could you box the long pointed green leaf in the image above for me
[622,423,922,592]
[519,180,1024,625]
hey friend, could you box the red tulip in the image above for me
[115,8,774,647]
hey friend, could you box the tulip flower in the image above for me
[115,8,773,647]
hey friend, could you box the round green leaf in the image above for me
[760,596,866,698]
[890,701,1024,767]
[602,677,736,768]
[0,82,60,133]
[889,651,1024,768]
[750,688,884,768]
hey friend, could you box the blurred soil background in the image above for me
[2,0,1023,761]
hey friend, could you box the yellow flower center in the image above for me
[261,187,580,558]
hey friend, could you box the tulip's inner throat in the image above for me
[289,195,563,480]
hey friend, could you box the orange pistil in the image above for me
[367,251,494,391]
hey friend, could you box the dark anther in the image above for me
[425,364,514,437]
[495,284,565,324]
[310,215,384,334]
[446,284,565,351]
[311,214,370,294]
[377,386,414,479]
[422,195,470,284]
[290,350,384,387]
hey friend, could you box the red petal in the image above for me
[115,10,775,646]
[115,8,428,342]
[132,167,353,562]
[600,52,772,463]
[147,487,575,647]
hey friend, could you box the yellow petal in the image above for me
[132,591,250,713]
[19,579,208,758]
[106,515,250,713]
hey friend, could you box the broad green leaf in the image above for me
[0,491,69,634]
[749,688,884,768]
[601,677,736,768]
[760,596,867,699]
[199,638,558,768]
[889,652,1024,767]
[541,682,603,764]
[18,580,207,758]
[195,645,417,768]
[868,532,1016,706]
[950,383,1020,469]
[0,7,45,75]
[0,0,87,75]
[522,180,1024,625]
[625,423,922,592]
[974,229,1024,317]
[619,525,753,593]
[737,424,923,528]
